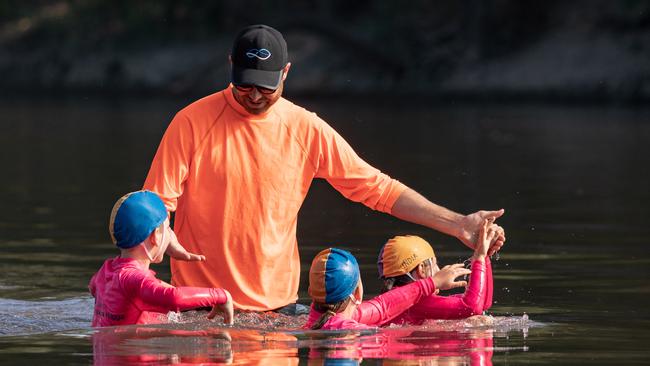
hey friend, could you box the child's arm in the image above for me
[120,269,232,322]
[403,220,495,322]
[476,219,495,312]
[405,259,489,321]
[483,256,493,311]
[353,277,437,326]
[354,263,470,326]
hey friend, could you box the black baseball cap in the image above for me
[231,24,288,90]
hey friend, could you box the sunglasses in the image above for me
[234,84,277,95]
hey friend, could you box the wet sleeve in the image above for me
[143,113,195,212]
[483,256,493,311]
[312,117,407,214]
[121,269,227,313]
[407,259,488,320]
[462,259,488,313]
[353,277,436,326]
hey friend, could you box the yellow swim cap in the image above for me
[377,235,435,278]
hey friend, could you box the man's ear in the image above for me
[282,62,292,81]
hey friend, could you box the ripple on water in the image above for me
[0,296,94,336]
[1,297,538,364]
[86,313,536,363]
[0,296,538,344]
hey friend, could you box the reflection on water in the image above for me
[89,315,533,365]
[1,97,649,364]
[0,295,534,365]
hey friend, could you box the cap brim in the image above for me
[232,66,283,89]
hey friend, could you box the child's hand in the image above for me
[432,263,472,291]
[208,290,234,325]
[473,219,497,260]
[165,227,206,262]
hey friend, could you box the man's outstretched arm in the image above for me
[391,188,506,255]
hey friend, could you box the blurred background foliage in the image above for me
[1,0,649,99]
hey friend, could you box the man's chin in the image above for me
[245,105,269,114]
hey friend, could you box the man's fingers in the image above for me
[484,209,505,221]
[487,229,498,241]
[492,225,505,240]
[488,247,500,256]
[490,241,503,251]
[488,239,505,256]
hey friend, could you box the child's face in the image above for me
[150,218,171,263]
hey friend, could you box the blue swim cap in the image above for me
[308,248,360,304]
[109,190,167,249]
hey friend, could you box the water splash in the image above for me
[412,313,536,333]
[0,294,539,352]
[171,309,308,329]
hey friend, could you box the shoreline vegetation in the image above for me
[1,1,649,102]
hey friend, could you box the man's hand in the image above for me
[391,189,506,255]
[487,222,506,256]
[457,209,505,254]
[164,226,206,261]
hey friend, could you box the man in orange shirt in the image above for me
[144,24,505,313]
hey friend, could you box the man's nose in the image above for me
[249,88,262,101]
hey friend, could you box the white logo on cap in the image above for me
[246,48,271,60]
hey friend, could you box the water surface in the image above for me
[0,96,649,364]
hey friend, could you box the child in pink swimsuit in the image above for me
[377,219,497,324]
[89,190,234,327]
[304,248,471,330]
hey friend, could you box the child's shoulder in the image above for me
[100,257,154,282]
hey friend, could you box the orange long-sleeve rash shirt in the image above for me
[144,86,407,310]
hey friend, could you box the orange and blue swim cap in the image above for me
[108,190,167,249]
[377,235,435,279]
[308,248,360,304]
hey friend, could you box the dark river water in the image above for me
[0,95,649,365]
